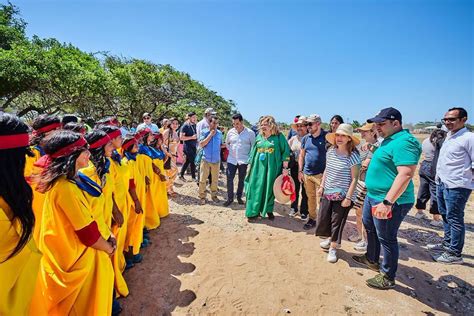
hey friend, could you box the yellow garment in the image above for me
[80,162,113,240]
[109,158,130,298]
[123,157,144,255]
[38,176,113,315]
[0,197,42,316]
[166,138,179,193]
[138,153,161,230]
[153,158,169,218]
[24,148,46,242]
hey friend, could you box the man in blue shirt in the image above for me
[198,116,223,205]
[298,114,327,229]
[428,107,473,264]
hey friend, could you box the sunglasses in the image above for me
[144,116,151,120]
[441,117,460,123]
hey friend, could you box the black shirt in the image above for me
[181,122,197,150]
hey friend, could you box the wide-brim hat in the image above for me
[273,174,296,204]
[326,123,360,146]
[291,116,308,128]
[356,123,375,132]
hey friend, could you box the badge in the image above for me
[259,153,266,161]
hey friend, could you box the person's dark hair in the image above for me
[61,114,79,125]
[448,107,468,120]
[98,125,120,135]
[63,122,85,134]
[430,129,447,146]
[232,113,243,121]
[37,131,86,194]
[330,115,344,124]
[210,116,219,124]
[85,130,109,185]
[30,114,61,146]
[122,134,137,153]
[0,113,34,261]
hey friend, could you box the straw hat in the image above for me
[290,116,307,128]
[273,174,296,204]
[326,123,360,146]
[356,123,375,132]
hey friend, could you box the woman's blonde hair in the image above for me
[258,115,279,136]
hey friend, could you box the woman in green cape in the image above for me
[245,115,290,220]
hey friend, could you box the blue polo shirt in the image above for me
[200,128,222,164]
[301,131,327,175]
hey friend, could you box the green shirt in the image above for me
[366,129,421,204]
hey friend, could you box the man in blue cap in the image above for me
[352,107,421,290]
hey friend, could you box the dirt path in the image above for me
[121,176,473,315]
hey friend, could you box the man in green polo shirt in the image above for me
[352,107,421,290]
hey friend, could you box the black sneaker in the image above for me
[303,219,316,230]
[366,273,395,290]
[267,212,275,220]
[237,197,245,205]
[352,253,380,272]
[300,213,308,220]
[223,200,233,207]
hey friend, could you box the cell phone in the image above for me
[372,206,392,219]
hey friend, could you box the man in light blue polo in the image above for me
[428,107,473,264]
[198,116,223,205]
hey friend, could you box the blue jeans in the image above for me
[436,182,472,256]
[362,196,413,280]
[226,163,248,201]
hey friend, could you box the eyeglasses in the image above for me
[441,117,460,123]
[144,116,151,120]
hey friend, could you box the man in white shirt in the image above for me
[223,113,256,206]
[137,112,159,133]
[428,107,473,264]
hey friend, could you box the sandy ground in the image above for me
[120,171,473,315]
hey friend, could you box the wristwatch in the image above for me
[383,199,394,206]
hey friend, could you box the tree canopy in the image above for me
[0,2,236,125]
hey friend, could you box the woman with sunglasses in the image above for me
[35,130,115,315]
[163,117,180,196]
[0,113,43,315]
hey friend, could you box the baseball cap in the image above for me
[367,107,402,123]
[306,114,321,123]
[205,107,217,115]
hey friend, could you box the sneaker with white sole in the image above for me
[327,248,338,263]
[289,209,297,217]
[348,234,361,242]
[427,243,449,251]
[354,240,367,251]
[430,220,444,227]
[435,252,463,265]
[320,238,341,250]
[300,213,308,220]
[414,211,428,220]
[320,238,331,249]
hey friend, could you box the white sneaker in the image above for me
[354,240,367,251]
[348,234,361,242]
[327,248,338,263]
[427,243,449,251]
[430,220,443,227]
[414,211,428,220]
[320,238,331,249]
[289,209,297,217]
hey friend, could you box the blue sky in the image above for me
[13,0,473,124]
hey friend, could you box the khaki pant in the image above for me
[199,160,220,199]
[304,173,323,220]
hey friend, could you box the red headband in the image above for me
[107,129,122,140]
[50,137,88,158]
[34,122,62,135]
[122,138,137,151]
[90,135,111,149]
[134,128,151,140]
[0,133,30,150]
